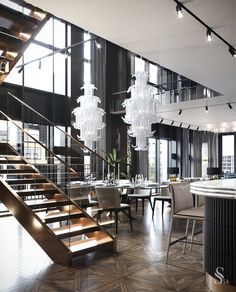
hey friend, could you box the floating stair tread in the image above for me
[26,198,71,209]
[43,209,83,221]
[16,188,57,196]
[65,234,113,254]
[0,159,26,164]
[6,178,47,185]
[0,169,35,174]
[51,221,99,237]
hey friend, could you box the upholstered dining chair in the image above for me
[128,188,152,216]
[165,182,204,264]
[152,182,171,219]
[95,186,132,234]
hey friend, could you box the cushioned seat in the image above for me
[165,182,204,264]
[95,186,133,234]
[128,188,152,216]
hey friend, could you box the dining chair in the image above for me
[95,186,132,234]
[165,182,204,264]
[152,182,171,219]
[128,188,152,216]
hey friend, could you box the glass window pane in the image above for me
[201,142,208,177]
[54,53,65,95]
[135,57,145,73]
[222,135,234,173]
[84,33,91,60]
[24,43,53,92]
[4,58,23,85]
[149,63,157,84]
[160,139,168,182]
[54,18,65,48]
[35,18,53,45]
[84,62,91,84]
[148,138,156,181]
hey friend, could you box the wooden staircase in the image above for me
[0,143,115,266]
[0,1,49,84]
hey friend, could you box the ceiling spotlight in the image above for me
[228,103,233,109]
[229,46,236,58]
[178,109,182,115]
[205,106,208,113]
[206,28,213,42]
[176,3,184,19]
[95,40,102,49]
[160,118,164,123]
[17,66,23,74]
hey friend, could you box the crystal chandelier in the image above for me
[122,71,158,151]
[72,83,105,150]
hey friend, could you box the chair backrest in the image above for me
[169,182,193,214]
[95,186,121,209]
[195,194,205,207]
[160,182,171,197]
[134,188,151,196]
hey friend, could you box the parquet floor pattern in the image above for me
[0,201,209,292]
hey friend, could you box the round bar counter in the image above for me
[190,179,236,292]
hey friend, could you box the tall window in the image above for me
[222,135,234,173]
[201,142,208,177]
[5,17,71,96]
[160,139,168,182]
[134,56,145,73]
[148,138,156,181]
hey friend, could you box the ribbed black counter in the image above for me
[205,196,236,286]
[190,179,236,291]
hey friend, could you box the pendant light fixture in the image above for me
[72,83,105,150]
[122,71,159,151]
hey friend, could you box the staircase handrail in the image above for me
[0,110,78,176]
[7,92,111,165]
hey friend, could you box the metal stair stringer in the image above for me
[0,178,73,266]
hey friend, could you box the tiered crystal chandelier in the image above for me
[72,83,105,150]
[122,71,159,151]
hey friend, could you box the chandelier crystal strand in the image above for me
[72,83,105,150]
[122,71,158,151]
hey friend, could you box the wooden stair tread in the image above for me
[16,188,57,196]
[51,221,98,237]
[43,209,83,221]
[26,198,71,209]
[0,159,26,164]
[6,178,47,185]
[65,234,113,253]
[0,169,35,174]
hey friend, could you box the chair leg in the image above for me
[135,198,138,212]
[148,197,152,210]
[97,210,101,223]
[165,217,173,264]
[128,207,133,230]
[190,219,196,251]
[142,198,144,216]
[183,219,190,254]
[162,201,164,216]
[115,211,118,234]
[152,199,156,220]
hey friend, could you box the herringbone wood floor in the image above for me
[0,201,209,291]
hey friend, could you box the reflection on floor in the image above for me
[0,201,209,291]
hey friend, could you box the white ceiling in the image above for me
[27,0,236,131]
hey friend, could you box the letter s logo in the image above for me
[214,267,224,284]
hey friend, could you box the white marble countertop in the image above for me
[190,178,236,199]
